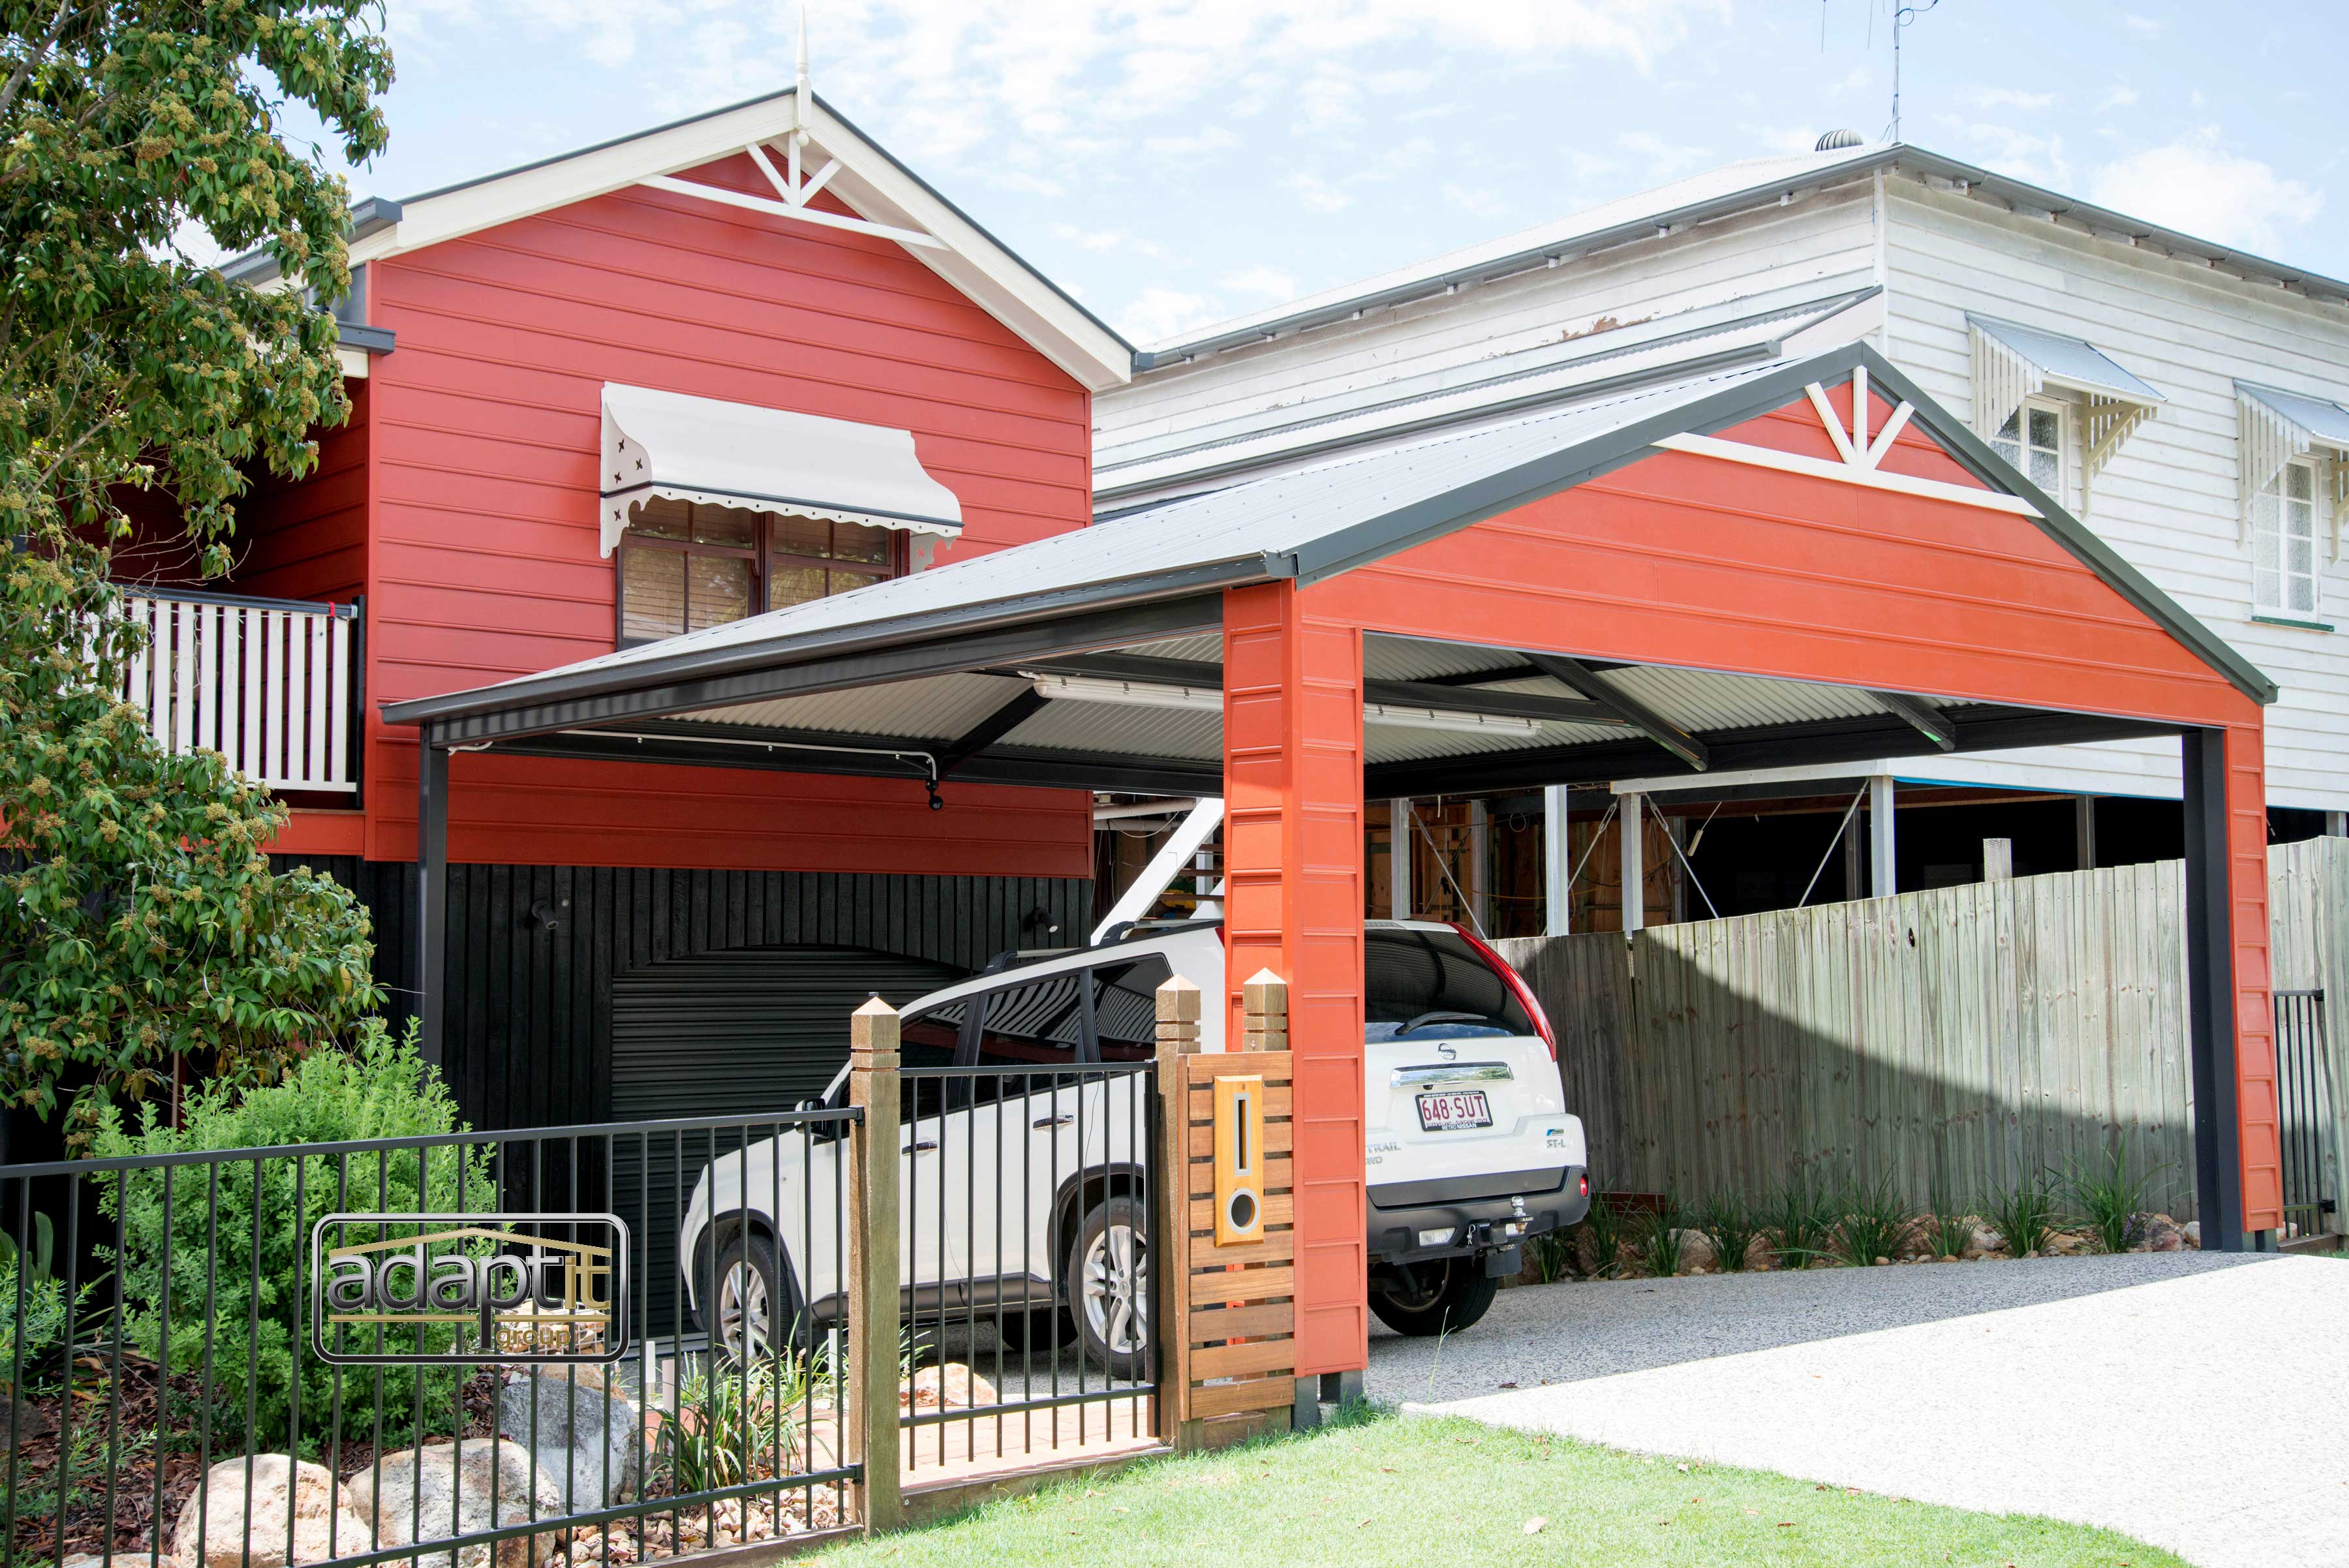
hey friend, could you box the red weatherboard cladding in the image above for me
[353,153,1094,874]
[1223,581,1368,1376]
[234,378,372,605]
[1304,395,2275,1248]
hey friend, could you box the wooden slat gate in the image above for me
[1154,970,1298,1450]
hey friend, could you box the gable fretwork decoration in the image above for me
[639,18,945,253]
[1654,365,2042,519]
[1967,315,2163,512]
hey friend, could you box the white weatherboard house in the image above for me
[1097,137,2349,921]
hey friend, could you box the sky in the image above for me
[279,1,2344,348]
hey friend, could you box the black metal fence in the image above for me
[2273,989,2337,1242]
[0,1107,862,1568]
[892,1062,1159,1475]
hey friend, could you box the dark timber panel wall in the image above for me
[279,858,1089,1131]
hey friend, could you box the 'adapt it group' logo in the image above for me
[310,1212,630,1366]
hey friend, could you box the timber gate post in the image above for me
[847,998,904,1532]
[1157,968,1299,1454]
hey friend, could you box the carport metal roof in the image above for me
[385,345,2271,800]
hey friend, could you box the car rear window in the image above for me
[1363,929,1532,1042]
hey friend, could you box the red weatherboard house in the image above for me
[120,87,1135,1132]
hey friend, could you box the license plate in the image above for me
[1416,1090,1492,1131]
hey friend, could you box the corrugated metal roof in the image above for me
[682,670,1018,739]
[1601,666,1885,731]
[1968,315,2164,405]
[1138,146,1888,356]
[2240,382,2349,448]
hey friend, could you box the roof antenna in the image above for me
[1884,0,1939,144]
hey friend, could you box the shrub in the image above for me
[1631,1198,1686,1278]
[0,1257,67,1387]
[1764,1171,1838,1268]
[1983,1172,2062,1257]
[1693,1190,1762,1273]
[1831,1173,1920,1267]
[2061,1147,2166,1254]
[1922,1185,1973,1261]
[1578,1194,1629,1280]
[1524,1228,1579,1285]
[90,1021,493,1455]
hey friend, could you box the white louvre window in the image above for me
[1992,399,2064,497]
[2251,459,2321,621]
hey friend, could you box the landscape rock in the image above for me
[344,1439,566,1568]
[904,1362,998,1409]
[2135,1213,2184,1253]
[167,1455,371,1568]
[1672,1229,1715,1274]
[0,1389,53,1441]
[2181,1220,2202,1249]
[1963,1227,2006,1260]
[499,1364,640,1507]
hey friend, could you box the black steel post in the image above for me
[416,729,450,1066]
[2181,726,2247,1253]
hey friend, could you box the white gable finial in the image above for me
[793,7,811,140]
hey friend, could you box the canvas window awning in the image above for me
[1967,315,2163,506]
[2237,380,2349,551]
[599,384,964,557]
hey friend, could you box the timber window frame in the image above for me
[2250,456,2326,627]
[1991,395,2068,506]
[615,495,906,649]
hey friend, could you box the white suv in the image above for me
[678,918,1589,1372]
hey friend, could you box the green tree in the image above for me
[1,2,396,1135]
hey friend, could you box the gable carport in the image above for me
[386,343,2282,1390]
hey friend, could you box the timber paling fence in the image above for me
[1498,837,2349,1226]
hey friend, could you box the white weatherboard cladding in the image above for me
[1883,179,2349,808]
[600,384,963,556]
[1098,185,1879,465]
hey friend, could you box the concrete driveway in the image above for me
[1370,1253,2349,1568]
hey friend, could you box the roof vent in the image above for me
[1815,129,1864,151]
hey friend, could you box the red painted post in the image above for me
[2225,722,2282,1233]
[1221,580,1368,1377]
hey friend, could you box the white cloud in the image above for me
[2123,13,2163,34]
[1959,85,2059,112]
[1747,125,1824,156]
[1285,170,1354,213]
[1618,129,1710,178]
[1220,264,1298,298]
[1941,116,2071,189]
[1144,126,1241,157]
[1051,223,1165,258]
[1117,286,1225,344]
[390,0,1732,183]
[1441,183,1508,217]
[2097,84,2140,111]
[1829,65,1873,97]
[2090,132,2324,254]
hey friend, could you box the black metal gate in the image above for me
[2273,989,2337,1241]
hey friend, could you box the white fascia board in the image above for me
[348,95,805,268]
[800,100,1131,392]
[346,92,1131,395]
[335,345,371,378]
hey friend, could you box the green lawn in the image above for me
[808,1406,2181,1567]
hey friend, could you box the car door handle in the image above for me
[1032,1114,1075,1130]
[906,1140,938,1153]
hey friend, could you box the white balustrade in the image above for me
[117,591,359,793]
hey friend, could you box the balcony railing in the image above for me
[118,587,361,793]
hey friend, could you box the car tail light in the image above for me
[1580,1174,1590,1197]
[1447,921,1558,1059]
